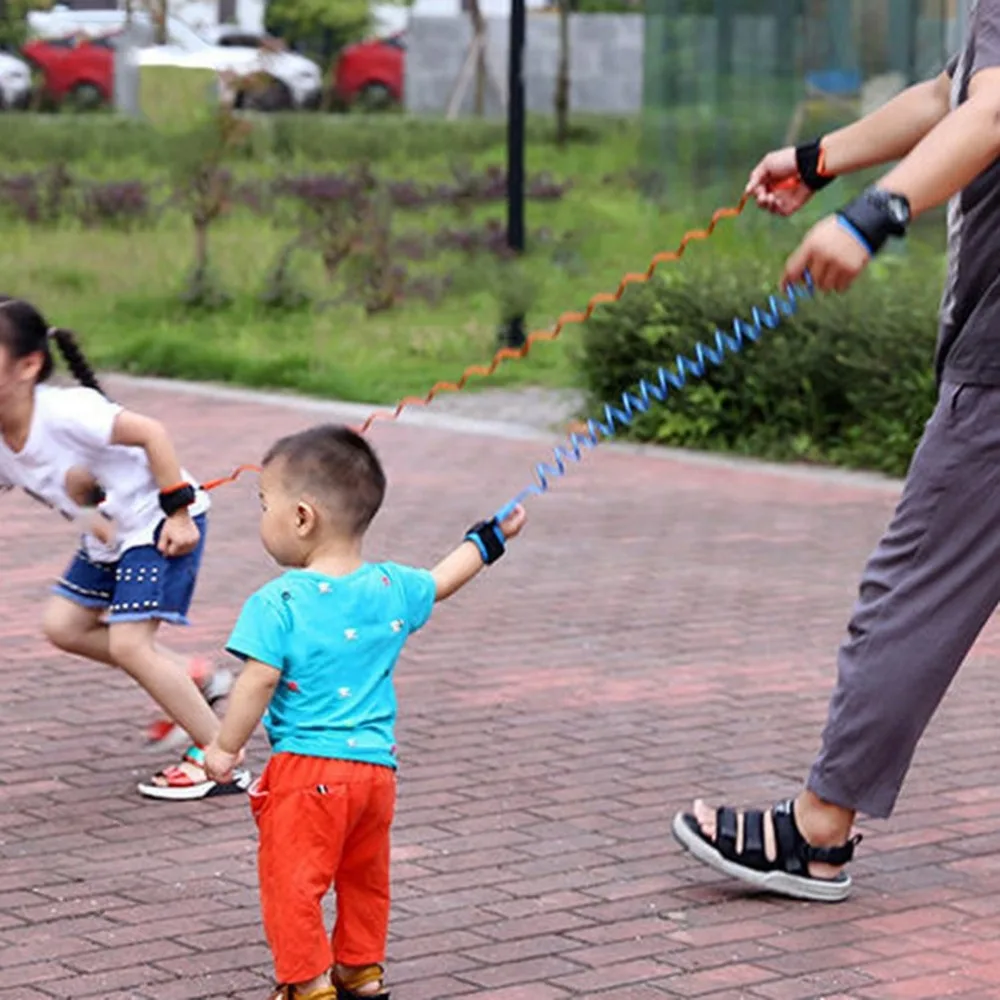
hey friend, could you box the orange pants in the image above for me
[250,754,397,985]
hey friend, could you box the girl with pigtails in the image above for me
[0,296,248,800]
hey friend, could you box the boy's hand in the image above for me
[158,509,200,558]
[435,505,528,601]
[745,146,813,216]
[498,504,527,540]
[203,741,243,783]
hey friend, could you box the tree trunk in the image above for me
[153,0,168,46]
[193,219,209,275]
[555,0,570,145]
[467,0,487,116]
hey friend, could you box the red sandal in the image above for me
[137,745,251,801]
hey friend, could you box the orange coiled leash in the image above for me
[200,194,750,492]
[200,464,264,492]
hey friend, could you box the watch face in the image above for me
[872,189,910,229]
[887,197,910,225]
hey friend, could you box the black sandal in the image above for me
[672,798,862,902]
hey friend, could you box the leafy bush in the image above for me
[268,165,570,213]
[0,164,568,227]
[0,167,73,224]
[78,180,151,229]
[578,243,947,477]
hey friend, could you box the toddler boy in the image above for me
[204,424,526,999]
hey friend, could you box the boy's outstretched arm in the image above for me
[433,504,526,601]
[203,659,280,780]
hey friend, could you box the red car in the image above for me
[333,34,403,109]
[21,34,115,109]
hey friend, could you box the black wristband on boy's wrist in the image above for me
[794,137,835,191]
[159,483,197,517]
[465,518,506,565]
[835,186,912,257]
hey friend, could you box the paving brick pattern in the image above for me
[3,377,1000,999]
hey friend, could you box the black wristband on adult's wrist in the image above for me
[836,186,911,257]
[794,138,835,191]
[159,483,197,517]
[464,517,506,565]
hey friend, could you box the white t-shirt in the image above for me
[0,384,210,563]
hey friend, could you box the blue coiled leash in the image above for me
[493,273,815,523]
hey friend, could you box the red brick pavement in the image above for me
[3,377,1000,999]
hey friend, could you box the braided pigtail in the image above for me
[48,327,105,397]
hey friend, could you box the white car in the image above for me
[27,8,322,110]
[0,51,32,110]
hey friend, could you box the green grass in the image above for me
[0,114,779,405]
[0,110,944,407]
[0,206,692,403]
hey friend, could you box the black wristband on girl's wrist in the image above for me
[794,138,835,191]
[465,518,506,565]
[159,483,197,517]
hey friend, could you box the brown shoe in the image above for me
[334,964,390,999]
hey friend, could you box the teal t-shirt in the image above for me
[226,562,437,768]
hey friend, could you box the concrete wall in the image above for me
[405,13,643,117]
[405,11,960,118]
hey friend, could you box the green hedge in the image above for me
[578,242,947,477]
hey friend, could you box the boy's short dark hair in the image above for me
[262,424,387,535]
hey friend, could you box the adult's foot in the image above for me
[671,792,862,902]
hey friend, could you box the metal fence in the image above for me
[641,0,964,203]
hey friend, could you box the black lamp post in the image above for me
[499,0,527,348]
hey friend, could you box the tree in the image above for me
[0,0,52,51]
[466,0,486,115]
[169,103,253,308]
[149,0,167,45]
[554,0,570,144]
[263,0,371,66]
[126,0,168,45]
[444,0,505,119]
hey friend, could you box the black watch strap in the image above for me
[794,138,835,192]
[836,186,910,257]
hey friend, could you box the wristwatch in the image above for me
[837,185,911,256]
[870,187,911,235]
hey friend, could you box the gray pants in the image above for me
[808,381,1000,819]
